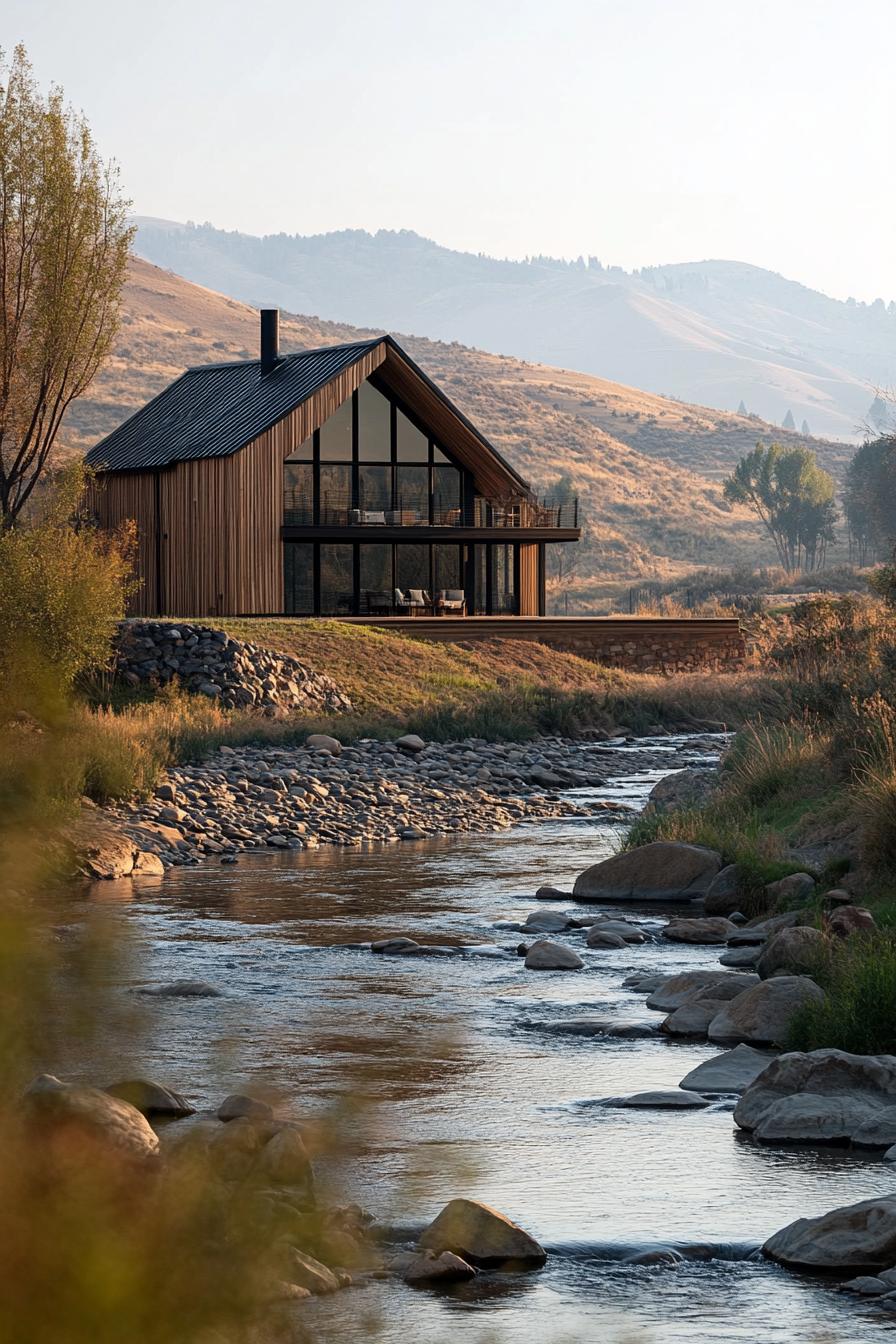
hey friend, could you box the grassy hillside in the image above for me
[64,258,853,585]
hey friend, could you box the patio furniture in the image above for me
[385,509,423,526]
[365,590,394,614]
[437,588,466,615]
[350,508,387,525]
[394,587,432,616]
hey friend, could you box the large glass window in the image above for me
[318,464,352,524]
[395,465,430,522]
[357,381,391,461]
[318,395,353,460]
[284,463,313,526]
[433,464,462,524]
[396,409,429,462]
[285,434,313,462]
[319,544,354,615]
[490,544,517,614]
[433,544,462,595]
[396,545,430,596]
[358,464,391,514]
[359,545,393,613]
[284,543,314,614]
[473,544,487,615]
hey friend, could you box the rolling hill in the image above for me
[132,218,895,443]
[63,257,855,591]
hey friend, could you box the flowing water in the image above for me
[63,739,896,1342]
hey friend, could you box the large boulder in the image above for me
[572,842,722,903]
[305,734,342,756]
[756,926,827,980]
[585,927,628,949]
[524,940,584,970]
[763,1196,896,1271]
[734,1049,896,1147]
[645,768,716,815]
[418,1198,546,1268]
[662,916,738,945]
[661,998,731,1038]
[703,865,741,916]
[828,906,877,939]
[727,911,806,947]
[765,872,816,905]
[523,910,574,933]
[403,1250,477,1284]
[679,1044,778,1095]
[24,1074,159,1163]
[707,976,825,1046]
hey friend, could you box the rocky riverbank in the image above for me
[99,732,722,871]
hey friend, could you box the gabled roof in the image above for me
[85,339,381,471]
[85,334,531,496]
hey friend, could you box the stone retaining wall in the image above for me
[115,621,352,715]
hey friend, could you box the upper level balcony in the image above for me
[283,487,579,533]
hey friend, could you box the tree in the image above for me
[844,436,896,564]
[783,409,796,431]
[0,45,132,525]
[724,441,838,573]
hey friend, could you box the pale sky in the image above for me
[6,0,896,303]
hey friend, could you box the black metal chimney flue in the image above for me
[260,308,279,374]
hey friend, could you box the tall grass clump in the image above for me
[787,937,896,1055]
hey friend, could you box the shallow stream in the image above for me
[61,738,896,1342]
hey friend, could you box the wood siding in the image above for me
[518,543,539,616]
[87,471,159,616]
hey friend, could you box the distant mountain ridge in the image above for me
[133,218,894,442]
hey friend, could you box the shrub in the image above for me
[787,936,896,1055]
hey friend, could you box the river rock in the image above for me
[79,827,138,879]
[586,919,647,943]
[646,970,754,1012]
[534,885,573,901]
[133,849,166,876]
[217,1093,275,1122]
[756,926,827,980]
[703,865,741,916]
[104,1078,194,1117]
[25,1073,160,1163]
[719,946,761,968]
[727,911,805,946]
[585,927,628,949]
[418,1198,547,1267]
[645,768,716,814]
[610,1090,710,1109]
[572,842,722,902]
[828,906,877,938]
[765,872,816,905]
[663,917,738,945]
[371,937,420,954]
[661,999,730,1037]
[523,910,574,933]
[734,1050,896,1146]
[282,1246,341,1294]
[139,980,221,997]
[679,1045,777,1095]
[396,734,426,754]
[543,1018,658,1039]
[306,733,341,756]
[763,1196,896,1270]
[403,1250,477,1284]
[708,977,825,1046]
[524,940,584,970]
[623,973,667,993]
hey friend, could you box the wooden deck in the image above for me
[338,615,745,672]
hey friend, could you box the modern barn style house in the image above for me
[86,312,580,619]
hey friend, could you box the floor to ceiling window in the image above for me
[283,542,470,615]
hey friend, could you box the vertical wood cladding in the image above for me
[87,471,159,616]
[518,543,539,616]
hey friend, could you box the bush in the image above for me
[0,469,134,694]
[787,937,896,1054]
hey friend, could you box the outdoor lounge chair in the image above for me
[437,588,466,615]
[394,588,432,615]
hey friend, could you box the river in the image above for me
[63,738,896,1343]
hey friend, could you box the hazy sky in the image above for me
[6,0,895,303]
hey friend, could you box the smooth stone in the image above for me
[523,910,574,933]
[646,971,755,1012]
[661,1000,728,1037]
[764,1196,896,1270]
[524,940,585,971]
[703,864,741,916]
[282,1246,341,1294]
[543,1018,658,1039]
[828,906,877,938]
[403,1250,477,1284]
[735,1049,896,1146]
[371,937,420,954]
[719,946,761,968]
[663,917,738,945]
[138,980,221,997]
[573,841,722,903]
[395,734,426,754]
[727,911,804,947]
[418,1198,547,1268]
[610,1090,710,1109]
[765,872,816,904]
[843,1276,889,1295]
[757,926,828,980]
[534,885,573,901]
[584,919,647,943]
[104,1078,194,1117]
[679,1045,778,1095]
[217,1093,275,1122]
[585,928,628,949]
[708,976,825,1046]
[305,734,342,757]
[623,973,667,993]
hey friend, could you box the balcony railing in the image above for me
[283,493,579,530]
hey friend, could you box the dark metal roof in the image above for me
[85,339,382,471]
[85,333,530,496]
